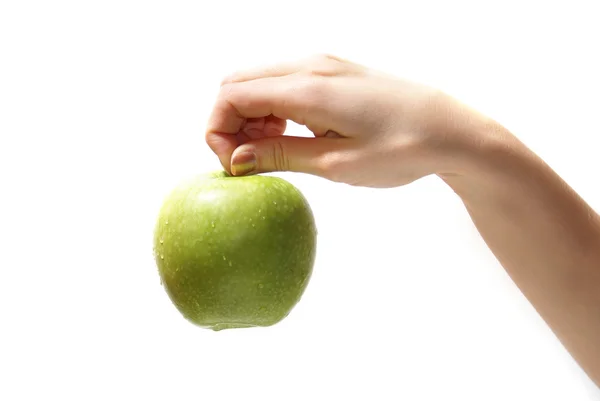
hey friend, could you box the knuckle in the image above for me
[295,76,329,102]
[217,83,234,101]
[283,78,329,124]
[302,53,345,77]
[220,73,236,86]
[304,53,363,78]
[313,53,342,63]
[270,141,290,171]
[217,83,247,119]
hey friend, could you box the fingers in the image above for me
[221,60,304,85]
[242,116,286,140]
[220,54,358,85]
[224,75,330,123]
[205,75,334,166]
[205,131,238,173]
[206,55,359,173]
[230,135,344,178]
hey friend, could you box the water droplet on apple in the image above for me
[165,220,169,225]
[160,254,164,260]
[258,208,262,214]
[222,255,227,261]
[258,283,264,289]
[272,201,277,205]
[211,221,215,228]
[261,216,266,220]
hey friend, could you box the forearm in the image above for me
[440,119,600,387]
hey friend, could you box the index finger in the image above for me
[205,75,331,169]
[220,60,303,85]
[220,54,354,85]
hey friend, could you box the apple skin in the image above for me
[153,171,317,331]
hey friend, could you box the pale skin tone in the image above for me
[205,54,600,387]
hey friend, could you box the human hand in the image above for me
[206,56,600,387]
[205,54,486,188]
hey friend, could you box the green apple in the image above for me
[153,171,317,331]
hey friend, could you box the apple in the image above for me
[153,171,317,331]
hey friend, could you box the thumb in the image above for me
[230,136,341,177]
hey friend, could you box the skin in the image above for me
[205,54,600,387]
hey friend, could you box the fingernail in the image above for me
[231,151,257,176]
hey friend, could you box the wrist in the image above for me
[414,92,514,181]
[428,99,531,195]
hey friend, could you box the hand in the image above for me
[205,54,485,188]
[206,55,600,387]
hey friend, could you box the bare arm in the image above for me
[205,54,600,387]
[439,115,600,386]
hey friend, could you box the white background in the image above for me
[1,0,599,400]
